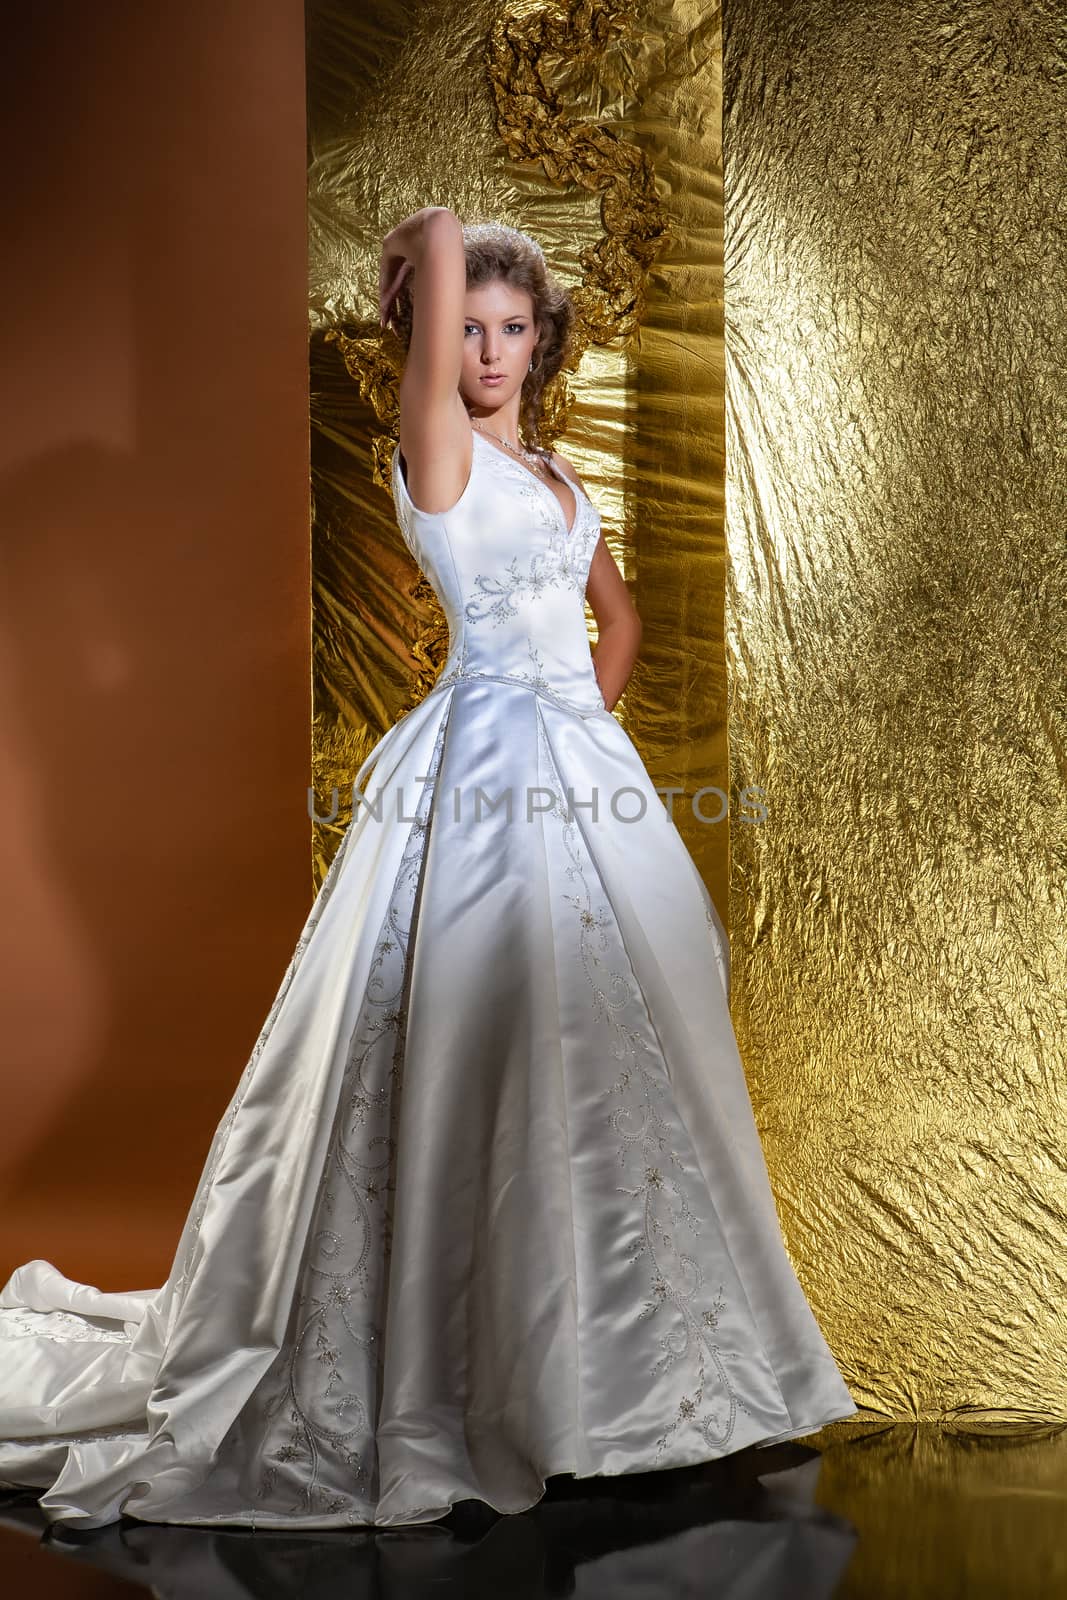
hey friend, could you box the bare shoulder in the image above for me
[549,448,586,491]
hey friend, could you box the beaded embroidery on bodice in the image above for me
[390,430,606,716]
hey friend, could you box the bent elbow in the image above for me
[423,206,462,234]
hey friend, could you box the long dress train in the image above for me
[0,429,856,1527]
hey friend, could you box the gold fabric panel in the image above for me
[724,4,1067,1415]
[306,0,728,910]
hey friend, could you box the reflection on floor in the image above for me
[1,1420,1065,1597]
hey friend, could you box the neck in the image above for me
[472,417,523,450]
[466,409,548,475]
[465,398,522,450]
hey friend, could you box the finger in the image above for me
[382,266,409,329]
[378,253,399,323]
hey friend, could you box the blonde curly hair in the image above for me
[390,221,574,457]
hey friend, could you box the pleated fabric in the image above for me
[0,430,855,1527]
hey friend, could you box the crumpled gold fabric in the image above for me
[307,0,727,905]
[724,2,1067,1416]
[309,0,1067,1421]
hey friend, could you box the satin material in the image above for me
[0,1456,860,1596]
[0,432,856,1528]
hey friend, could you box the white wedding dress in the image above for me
[0,429,856,1529]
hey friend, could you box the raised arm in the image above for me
[379,206,471,513]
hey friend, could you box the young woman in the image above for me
[0,208,856,1530]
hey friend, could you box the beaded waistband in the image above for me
[429,665,607,721]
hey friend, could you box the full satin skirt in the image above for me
[0,679,856,1527]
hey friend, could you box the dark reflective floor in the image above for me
[2,1420,1066,1598]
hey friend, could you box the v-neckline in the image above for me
[472,429,580,539]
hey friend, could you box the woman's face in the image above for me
[459,279,539,413]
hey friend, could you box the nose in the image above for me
[480,333,500,364]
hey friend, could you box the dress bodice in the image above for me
[390,430,606,716]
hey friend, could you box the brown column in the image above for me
[0,1,310,1288]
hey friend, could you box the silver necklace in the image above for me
[470,417,552,480]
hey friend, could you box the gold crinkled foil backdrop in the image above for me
[307,0,729,908]
[308,0,1067,1427]
[724,1,1067,1418]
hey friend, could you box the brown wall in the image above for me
[0,1,310,1288]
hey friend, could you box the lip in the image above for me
[479,374,506,385]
